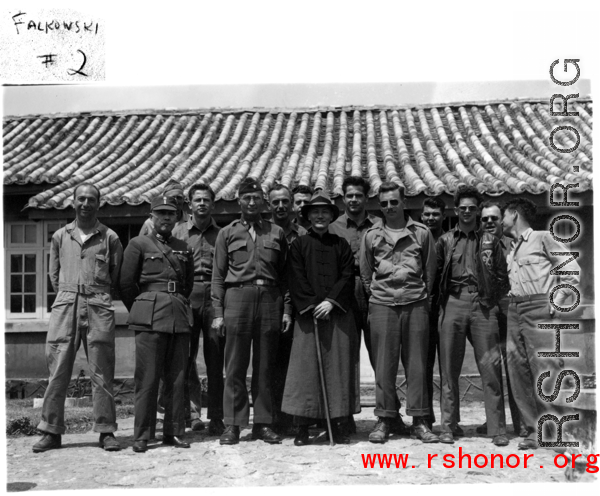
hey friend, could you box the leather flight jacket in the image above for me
[435,227,510,309]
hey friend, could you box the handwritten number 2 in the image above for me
[68,50,88,77]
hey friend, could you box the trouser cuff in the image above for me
[373,408,399,418]
[406,408,430,417]
[37,420,66,435]
[93,422,118,433]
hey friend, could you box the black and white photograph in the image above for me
[2,1,598,493]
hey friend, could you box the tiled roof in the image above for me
[3,100,593,210]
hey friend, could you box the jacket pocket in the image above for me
[127,292,157,326]
[228,239,249,265]
[263,239,281,262]
[94,254,110,283]
[143,253,164,275]
[516,255,542,285]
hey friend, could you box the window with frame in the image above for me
[5,221,66,320]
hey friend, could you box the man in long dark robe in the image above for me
[282,193,360,446]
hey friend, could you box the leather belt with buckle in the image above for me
[140,281,183,294]
[509,294,547,303]
[228,278,277,288]
[194,275,212,282]
[58,283,111,295]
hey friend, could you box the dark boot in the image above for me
[32,433,62,453]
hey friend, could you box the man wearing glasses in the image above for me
[211,178,292,445]
[360,182,438,444]
[435,186,510,446]
[330,177,407,435]
[478,201,523,438]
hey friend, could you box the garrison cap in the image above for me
[162,179,184,195]
[238,177,262,196]
[151,196,178,211]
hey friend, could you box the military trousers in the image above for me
[223,285,282,426]
[354,276,374,369]
[271,313,294,427]
[496,297,521,432]
[158,283,222,421]
[506,298,576,442]
[38,292,117,435]
[425,302,441,423]
[370,300,430,418]
[439,289,506,435]
[134,331,190,440]
[190,281,224,420]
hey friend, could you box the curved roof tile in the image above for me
[3,100,592,209]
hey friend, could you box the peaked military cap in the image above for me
[238,177,262,196]
[151,196,178,211]
[301,191,340,221]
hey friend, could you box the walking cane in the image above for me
[313,316,335,446]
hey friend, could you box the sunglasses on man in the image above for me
[380,199,400,208]
[481,216,500,222]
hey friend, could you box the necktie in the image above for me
[248,223,256,242]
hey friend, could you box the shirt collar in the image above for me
[520,227,534,242]
[188,216,218,233]
[241,217,264,229]
[453,225,478,238]
[154,230,171,243]
[342,212,378,229]
[66,220,101,232]
[381,215,415,229]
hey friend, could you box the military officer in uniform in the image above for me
[120,196,194,453]
[212,177,292,445]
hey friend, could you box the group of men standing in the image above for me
[33,175,580,453]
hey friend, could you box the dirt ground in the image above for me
[5,401,596,491]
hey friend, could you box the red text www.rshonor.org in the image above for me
[361,449,600,472]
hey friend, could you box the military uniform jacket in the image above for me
[211,218,290,318]
[120,231,194,332]
[360,217,436,307]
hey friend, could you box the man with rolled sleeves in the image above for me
[268,184,307,435]
[477,201,523,437]
[361,182,438,444]
[120,196,194,453]
[502,198,581,450]
[212,178,292,445]
[172,183,225,436]
[33,184,123,453]
[435,185,510,446]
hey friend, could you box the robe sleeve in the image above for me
[324,237,355,312]
[288,237,319,314]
